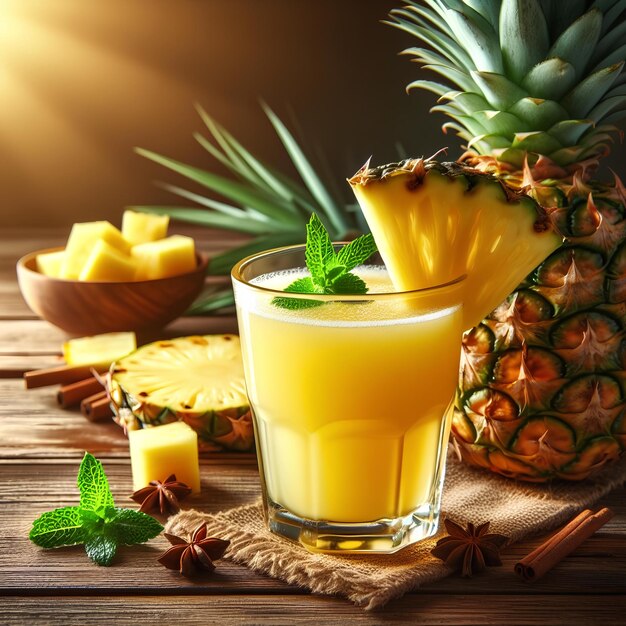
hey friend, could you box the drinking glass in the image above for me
[232,244,465,553]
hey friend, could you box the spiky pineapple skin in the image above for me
[107,334,254,452]
[109,378,254,452]
[388,0,626,480]
[453,179,626,481]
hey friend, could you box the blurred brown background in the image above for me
[1,0,623,229]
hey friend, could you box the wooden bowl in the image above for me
[16,247,208,336]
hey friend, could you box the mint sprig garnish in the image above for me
[29,452,163,566]
[272,214,377,310]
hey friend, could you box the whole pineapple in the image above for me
[389,0,626,480]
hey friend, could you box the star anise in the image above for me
[158,523,230,577]
[431,518,508,577]
[130,474,192,515]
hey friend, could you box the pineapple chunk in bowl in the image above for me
[16,246,208,335]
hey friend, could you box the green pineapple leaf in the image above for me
[134,147,301,226]
[196,105,301,210]
[134,104,360,316]
[126,206,277,236]
[186,288,235,315]
[209,232,305,276]
[261,102,349,237]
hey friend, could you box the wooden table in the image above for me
[1,230,625,625]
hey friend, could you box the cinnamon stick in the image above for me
[515,507,614,582]
[57,377,105,409]
[24,364,107,389]
[80,390,113,422]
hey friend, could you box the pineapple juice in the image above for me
[236,267,462,525]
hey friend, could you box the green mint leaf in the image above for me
[335,233,377,271]
[272,214,378,310]
[104,508,163,545]
[272,295,323,310]
[29,506,86,548]
[326,264,347,282]
[284,277,319,294]
[84,534,117,567]
[29,452,162,567]
[77,452,114,515]
[272,276,324,310]
[80,507,102,528]
[330,272,368,295]
[305,213,334,279]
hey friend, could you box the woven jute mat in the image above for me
[166,452,626,610]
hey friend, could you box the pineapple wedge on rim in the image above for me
[349,157,562,329]
[108,335,253,451]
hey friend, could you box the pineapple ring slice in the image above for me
[108,335,252,451]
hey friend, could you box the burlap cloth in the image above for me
[166,452,626,610]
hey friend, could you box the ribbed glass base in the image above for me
[264,450,447,554]
[266,499,441,554]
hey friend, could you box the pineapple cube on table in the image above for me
[122,210,169,245]
[132,235,196,280]
[128,421,201,493]
[35,250,65,278]
[61,221,131,279]
[79,239,137,281]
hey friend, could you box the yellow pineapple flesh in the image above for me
[79,239,137,281]
[122,210,169,245]
[108,335,253,451]
[36,250,65,278]
[63,332,137,367]
[132,235,196,280]
[61,221,131,279]
[349,159,561,329]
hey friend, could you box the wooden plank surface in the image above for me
[1,594,625,625]
[1,230,626,624]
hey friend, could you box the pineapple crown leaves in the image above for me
[29,453,163,566]
[271,214,377,311]
[132,103,362,279]
[387,0,626,167]
[131,104,381,315]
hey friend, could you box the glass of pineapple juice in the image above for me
[232,244,465,553]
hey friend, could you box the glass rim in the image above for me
[231,243,467,302]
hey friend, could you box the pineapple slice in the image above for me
[36,250,65,278]
[61,221,131,279]
[108,335,252,451]
[63,331,137,367]
[349,159,562,329]
[122,210,169,245]
[132,235,196,280]
[79,239,137,281]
